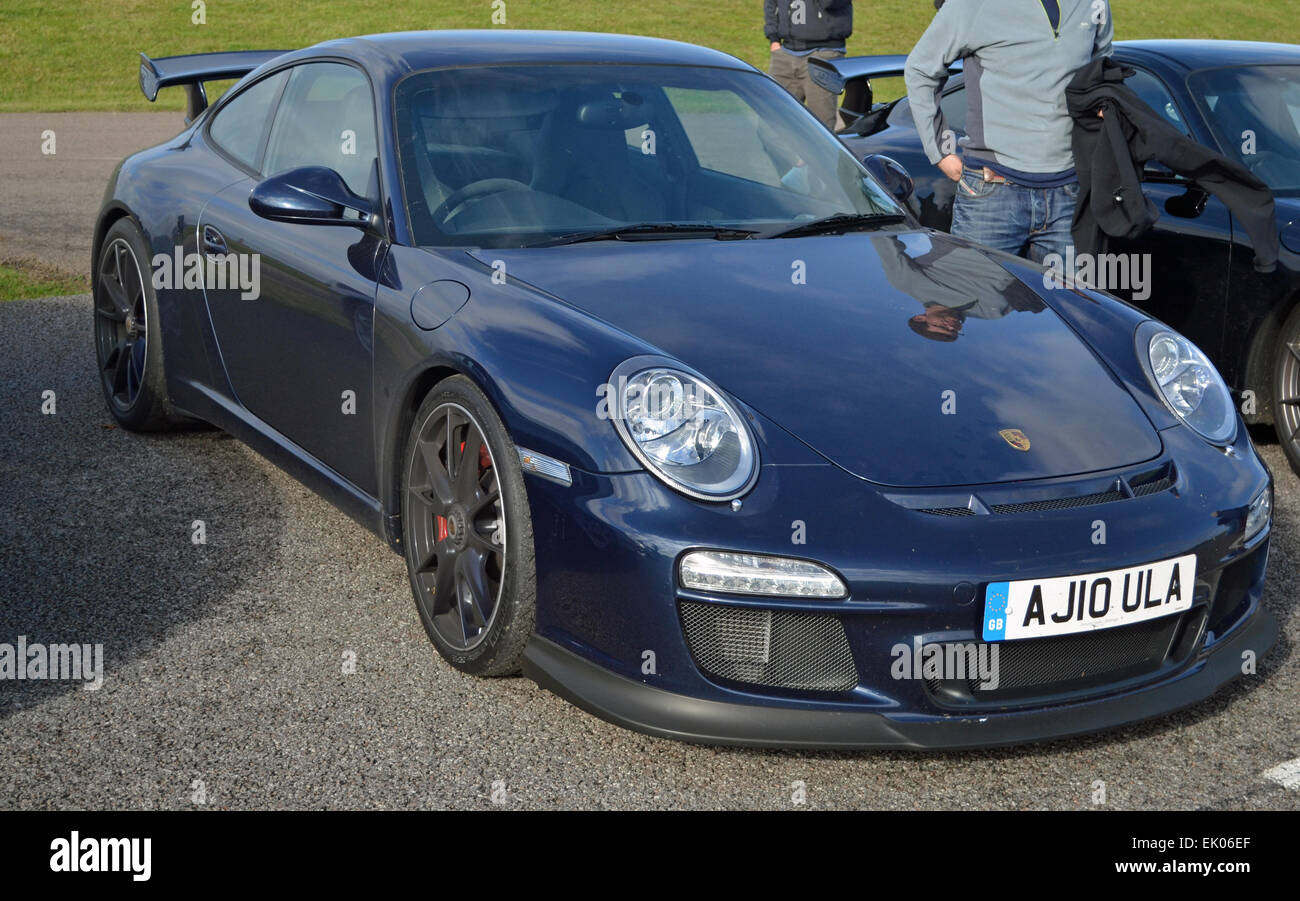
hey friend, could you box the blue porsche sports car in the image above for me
[95,30,1276,748]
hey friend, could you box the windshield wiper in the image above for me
[766,212,906,239]
[529,223,758,247]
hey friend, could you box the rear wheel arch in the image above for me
[93,216,182,430]
[91,204,136,274]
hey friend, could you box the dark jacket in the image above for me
[1066,56,1279,273]
[764,0,853,51]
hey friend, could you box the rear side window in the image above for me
[208,70,288,169]
[263,62,378,197]
[938,86,967,134]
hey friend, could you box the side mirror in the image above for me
[862,154,915,204]
[249,166,376,227]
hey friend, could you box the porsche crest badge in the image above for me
[999,428,1031,451]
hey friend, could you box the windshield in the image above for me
[394,64,904,247]
[1187,64,1300,194]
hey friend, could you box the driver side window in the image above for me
[1126,68,1191,136]
[263,63,378,198]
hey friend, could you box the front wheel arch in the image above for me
[381,363,466,553]
[399,373,537,675]
[1238,288,1300,428]
[1270,299,1300,476]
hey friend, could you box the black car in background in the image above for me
[822,41,1300,473]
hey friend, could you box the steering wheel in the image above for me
[1247,150,1300,186]
[431,178,531,225]
[1244,151,1270,174]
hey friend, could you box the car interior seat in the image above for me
[531,92,672,222]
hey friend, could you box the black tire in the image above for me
[1273,303,1300,477]
[400,375,536,675]
[92,218,180,431]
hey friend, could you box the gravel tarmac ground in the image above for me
[0,294,1296,810]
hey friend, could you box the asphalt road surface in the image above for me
[0,294,1297,810]
[0,113,181,275]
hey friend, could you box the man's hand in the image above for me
[771,41,782,51]
[938,154,963,182]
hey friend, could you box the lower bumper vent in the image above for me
[926,607,1206,706]
[679,601,858,692]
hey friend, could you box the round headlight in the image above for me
[607,357,758,501]
[1142,326,1235,443]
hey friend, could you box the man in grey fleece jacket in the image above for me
[905,0,1113,262]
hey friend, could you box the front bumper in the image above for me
[523,603,1277,750]
[521,417,1275,749]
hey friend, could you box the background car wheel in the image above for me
[92,218,181,431]
[1273,303,1300,476]
[401,376,536,676]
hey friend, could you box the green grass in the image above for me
[0,259,89,301]
[1,1,1298,112]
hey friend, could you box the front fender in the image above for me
[370,246,829,532]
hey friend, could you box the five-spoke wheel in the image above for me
[402,377,535,674]
[95,236,149,411]
[1274,304,1300,475]
[408,402,506,650]
[92,219,178,430]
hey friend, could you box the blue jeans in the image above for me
[951,166,1079,263]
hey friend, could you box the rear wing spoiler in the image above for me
[139,50,289,122]
[809,54,962,125]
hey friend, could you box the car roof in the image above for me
[1116,39,1300,72]
[313,29,756,74]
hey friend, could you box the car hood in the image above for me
[475,230,1163,488]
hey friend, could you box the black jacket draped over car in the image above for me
[1066,56,1279,274]
[764,0,853,51]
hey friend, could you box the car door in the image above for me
[1102,65,1234,361]
[871,65,1235,354]
[199,61,386,494]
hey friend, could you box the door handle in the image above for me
[202,224,228,256]
[1165,185,1209,219]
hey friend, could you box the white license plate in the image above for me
[982,554,1197,642]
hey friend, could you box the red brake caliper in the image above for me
[435,441,490,542]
